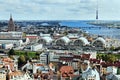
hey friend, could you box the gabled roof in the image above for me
[2,57,13,62]
[9,71,23,76]
[60,66,74,77]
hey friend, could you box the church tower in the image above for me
[8,14,15,31]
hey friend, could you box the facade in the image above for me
[40,33,51,37]
[59,56,78,70]
[40,52,50,65]
[84,51,97,59]
[33,63,45,74]
[21,61,32,71]
[8,15,15,31]
[50,52,73,62]
[8,71,24,80]
[1,43,13,49]
[8,71,32,80]
[26,34,39,43]
[31,44,43,51]
[0,32,23,39]
[0,70,6,80]
[67,34,79,41]
[0,38,30,47]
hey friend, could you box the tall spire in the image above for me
[8,14,15,31]
[10,13,12,19]
[96,0,99,20]
[96,9,98,20]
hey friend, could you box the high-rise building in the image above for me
[8,14,15,31]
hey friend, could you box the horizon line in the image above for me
[0,19,120,21]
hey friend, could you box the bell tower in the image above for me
[8,14,15,31]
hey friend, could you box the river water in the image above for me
[60,20,120,39]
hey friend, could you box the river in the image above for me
[60,20,120,39]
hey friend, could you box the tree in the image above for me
[107,54,117,63]
[18,55,26,67]
[8,48,15,55]
[110,46,115,51]
[18,55,26,63]
[9,55,15,60]
[98,54,117,63]
[25,51,30,61]
[97,54,102,59]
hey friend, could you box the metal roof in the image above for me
[59,36,71,44]
[41,37,53,43]
[78,37,89,45]
[95,37,106,44]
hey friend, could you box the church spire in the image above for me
[8,14,15,31]
[10,14,13,21]
[10,14,12,19]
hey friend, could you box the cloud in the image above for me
[34,0,80,4]
[0,0,120,20]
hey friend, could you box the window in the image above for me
[11,76,13,79]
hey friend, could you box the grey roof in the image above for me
[41,23,50,26]
[95,37,106,44]
[41,37,53,43]
[58,36,71,44]
[79,37,90,45]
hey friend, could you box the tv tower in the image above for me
[96,8,98,20]
[96,0,99,23]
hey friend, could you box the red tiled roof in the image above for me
[9,71,23,76]
[5,63,14,71]
[60,66,74,77]
[2,57,13,62]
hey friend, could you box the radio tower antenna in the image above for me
[96,0,99,22]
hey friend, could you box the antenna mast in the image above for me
[96,0,99,23]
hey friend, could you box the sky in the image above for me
[0,0,120,20]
